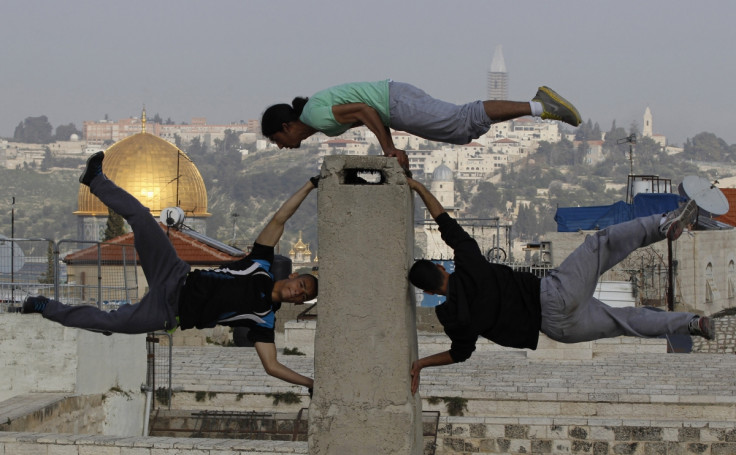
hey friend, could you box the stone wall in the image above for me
[545,228,736,315]
[0,394,105,435]
[0,432,308,454]
[4,416,736,455]
[0,312,147,436]
[431,417,736,454]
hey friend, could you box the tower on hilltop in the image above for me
[487,45,508,100]
[643,106,653,138]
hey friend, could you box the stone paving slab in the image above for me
[0,393,68,422]
[0,432,309,454]
[168,341,736,404]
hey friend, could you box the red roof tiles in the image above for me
[64,223,243,266]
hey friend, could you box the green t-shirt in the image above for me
[299,80,390,136]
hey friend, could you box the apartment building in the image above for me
[83,117,251,148]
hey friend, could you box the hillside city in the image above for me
[2,106,735,258]
[4,41,736,455]
[3,45,736,260]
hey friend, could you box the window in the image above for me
[705,262,718,305]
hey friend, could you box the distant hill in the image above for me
[1,135,731,259]
[0,147,323,257]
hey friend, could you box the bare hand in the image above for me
[387,148,409,169]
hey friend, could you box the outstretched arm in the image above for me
[407,178,446,219]
[255,342,314,388]
[255,180,316,247]
[332,103,409,169]
[410,351,455,395]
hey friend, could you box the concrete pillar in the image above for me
[309,156,422,455]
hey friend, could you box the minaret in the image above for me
[643,106,653,138]
[487,45,508,100]
[430,162,455,213]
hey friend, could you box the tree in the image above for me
[515,203,536,240]
[186,136,208,161]
[468,181,502,218]
[548,138,575,167]
[455,179,469,205]
[40,148,53,171]
[220,129,244,153]
[603,121,630,152]
[38,242,55,284]
[14,116,54,144]
[54,123,82,141]
[574,119,601,141]
[103,207,126,241]
[536,141,555,166]
[683,132,733,163]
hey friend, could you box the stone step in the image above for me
[165,342,736,421]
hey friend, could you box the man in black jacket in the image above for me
[23,152,318,390]
[407,178,714,394]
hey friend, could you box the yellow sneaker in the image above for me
[533,86,582,127]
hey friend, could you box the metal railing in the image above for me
[0,237,139,313]
[146,331,173,410]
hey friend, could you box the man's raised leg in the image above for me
[542,203,712,343]
[27,152,189,333]
[550,213,663,314]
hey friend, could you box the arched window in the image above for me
[705,262,715,304]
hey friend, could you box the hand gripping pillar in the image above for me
[308,156,423,455]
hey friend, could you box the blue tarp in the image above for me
[555,194,685,232]
[632,193,683,218]
[554,200,632,232]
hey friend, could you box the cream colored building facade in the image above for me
[545,227,736,315]
[84,116,251,148]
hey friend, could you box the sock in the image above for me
[30,296,48,313]
[688,316,699,333]
[530,101,543,117]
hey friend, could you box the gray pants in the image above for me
[388,81,492,145]
[43,176,190,333]
[540,214,695,343]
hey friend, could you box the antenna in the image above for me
[231,212,240,244]
[160,207,186,229]
[678,175,729,217]
[616,133,637,175]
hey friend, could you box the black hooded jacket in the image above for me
[433,213,542,362]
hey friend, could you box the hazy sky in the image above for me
[2,0,735,146]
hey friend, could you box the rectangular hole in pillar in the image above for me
[342,169,386,185]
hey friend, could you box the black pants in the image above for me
[43,176,190,333]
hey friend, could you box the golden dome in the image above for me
[292,231,311,253]
[75,132,210,217]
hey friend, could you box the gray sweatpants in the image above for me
[539,214,695,343]
[43,176,190,333]
[388,81,492,145]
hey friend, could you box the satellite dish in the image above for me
[0,236,25,274]
[160,207,186,228]
[678,175,729,216]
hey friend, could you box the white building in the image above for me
[642,106,667,149]
[318,139,370,157]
